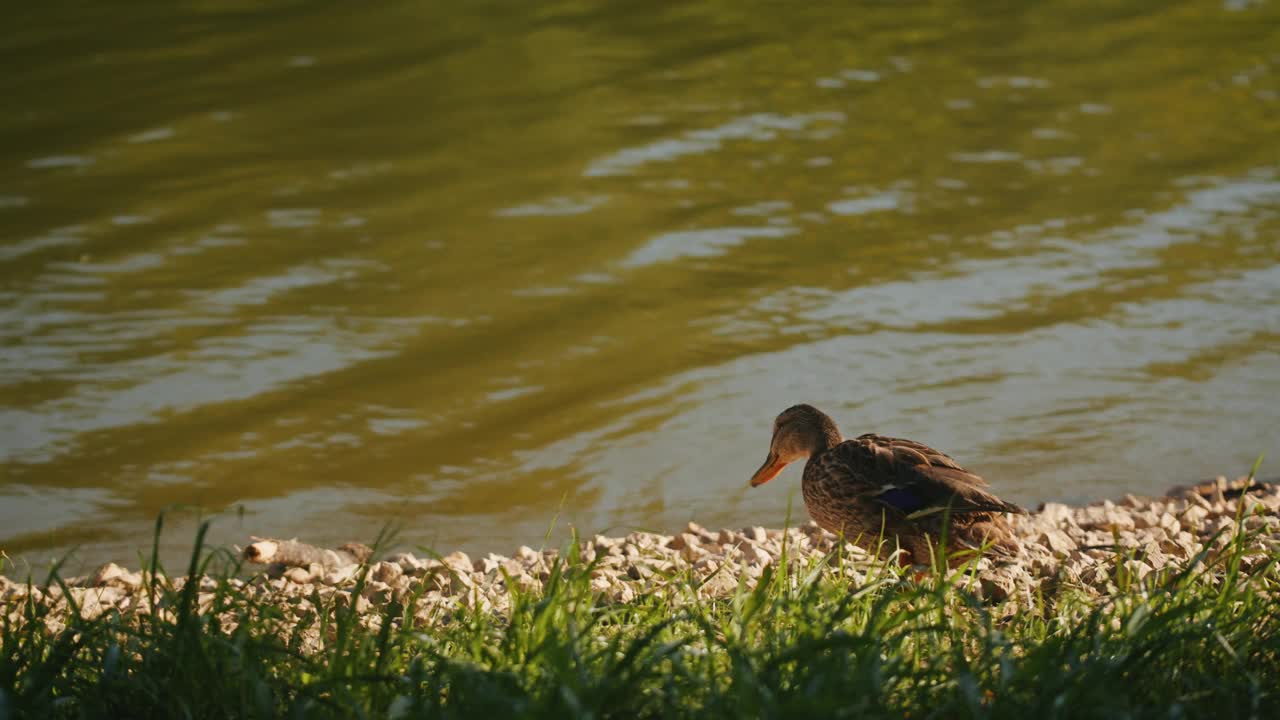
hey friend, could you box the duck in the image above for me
[749,403,1025,567]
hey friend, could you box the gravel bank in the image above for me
[4,476,1277,645]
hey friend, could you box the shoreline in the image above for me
[3,475,1277,639]
[5,474,1274,630]
[4,473,1278,716]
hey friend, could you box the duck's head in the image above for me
[749,404,843,487]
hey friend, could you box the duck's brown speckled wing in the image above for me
[815,434,1025,518]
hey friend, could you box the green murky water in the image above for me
[3,1,1279,569]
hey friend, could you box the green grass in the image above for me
[2,516,1277,720]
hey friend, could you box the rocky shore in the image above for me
[3,476,1277,646]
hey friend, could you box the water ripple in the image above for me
[584,112,845,177]
[622,226,796,268]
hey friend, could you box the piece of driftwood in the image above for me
[242,538,373,569]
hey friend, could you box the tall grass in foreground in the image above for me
[2,518,1277,720]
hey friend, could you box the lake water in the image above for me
[2,1,1278,571]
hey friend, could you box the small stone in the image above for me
[1209,477,1229,505]
[686,521,715,542]
[69,587,123,621]
[741,545,772,566]
[698,572,738,599]
[324,565,360,585]
[1157,537,1183,559]
[361,581,394,605]
[449,571,476,596]
[386,552,425,571]
[611,583,636,604]
[693,557,720,572]
[284,567,313,584]
[650,559,676,574]
[1039,502,1075,528]
[90,563,126,587]
[441,551,472,575]
[1180,504,1209,530]
[1103,510,1135,532]
[1144,548,1170,571]
[668,533,699,551]
[1124,559,1154,581]
[1026,547,1059,577]
[1132,510,1161,529]
[1245,514,1270,531]
[1259,491,1280,512]
[978,569,1017,601]
[371,561,403,585]
[1241,495,1269,516]
[1038,529,1077,554]
[511,572,540,593]
[679,543,705,563]
[1186,491,1213,510]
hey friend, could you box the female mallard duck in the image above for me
[749,404,1024,567]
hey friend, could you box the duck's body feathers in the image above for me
[800,433,1025,565]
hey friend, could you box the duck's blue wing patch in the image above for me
[877,487,926,514]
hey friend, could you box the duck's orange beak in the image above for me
[750,451,789,487]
